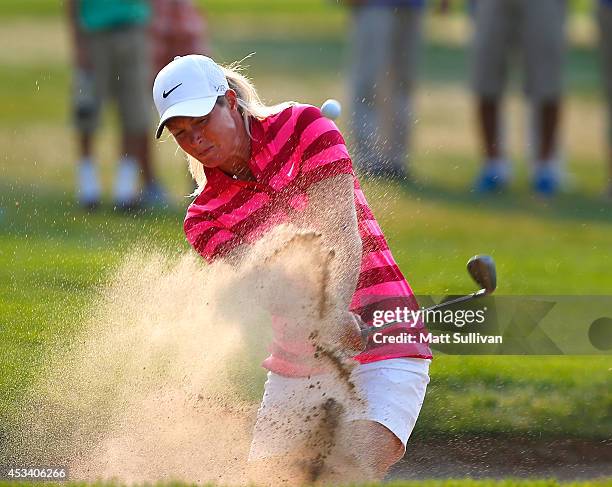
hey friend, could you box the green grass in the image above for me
[2,181,611,440]
[1,4,612,458]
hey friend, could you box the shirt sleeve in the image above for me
[294,105,354,189]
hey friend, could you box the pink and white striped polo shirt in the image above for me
[184,104,432,376]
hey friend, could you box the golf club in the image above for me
[362,255,497,338]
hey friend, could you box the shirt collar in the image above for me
[201,116,264,187]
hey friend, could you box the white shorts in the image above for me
[248,358,431,461]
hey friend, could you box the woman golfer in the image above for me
[153,55,432,483]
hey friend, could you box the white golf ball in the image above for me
[321,99,342,120]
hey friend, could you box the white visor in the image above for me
[153,55,230,139]
[155,95,217,139]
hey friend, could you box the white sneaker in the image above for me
[113,157,140,209]
[77,158,101,209]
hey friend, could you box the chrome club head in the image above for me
[467,255,497,294]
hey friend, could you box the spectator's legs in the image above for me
[477,97,503,160]
[73,53,102,208]
[76,132,100,209]
[385,6,424,178]
[79,132,93,160]
[114,26,167,208]
[521,0,566,195]
[471,0,514,192]
[122,133,153,184]
[536,100,561,163]
[349,6,394,177]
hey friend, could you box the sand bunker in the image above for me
[3,226,366,485]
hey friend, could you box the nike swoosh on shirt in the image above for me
[162,83,182,98]
[287,162,295,177]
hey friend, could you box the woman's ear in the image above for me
[224,89,238,110]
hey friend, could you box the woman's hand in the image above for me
[318,310,368,356]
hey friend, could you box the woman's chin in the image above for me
[198,157,219,168]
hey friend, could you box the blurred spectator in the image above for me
[149,0,211,75]
[67,0,166,210]
[597,0,612,198]
[346,0,426,181]
[149,0,210,195]
[470,0,567,196]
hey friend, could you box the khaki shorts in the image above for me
[349,5,424,169]
[471,0,567,101]
[77,25,152,134]
[248,358,431,461]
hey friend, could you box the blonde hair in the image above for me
[186,60,294,196]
